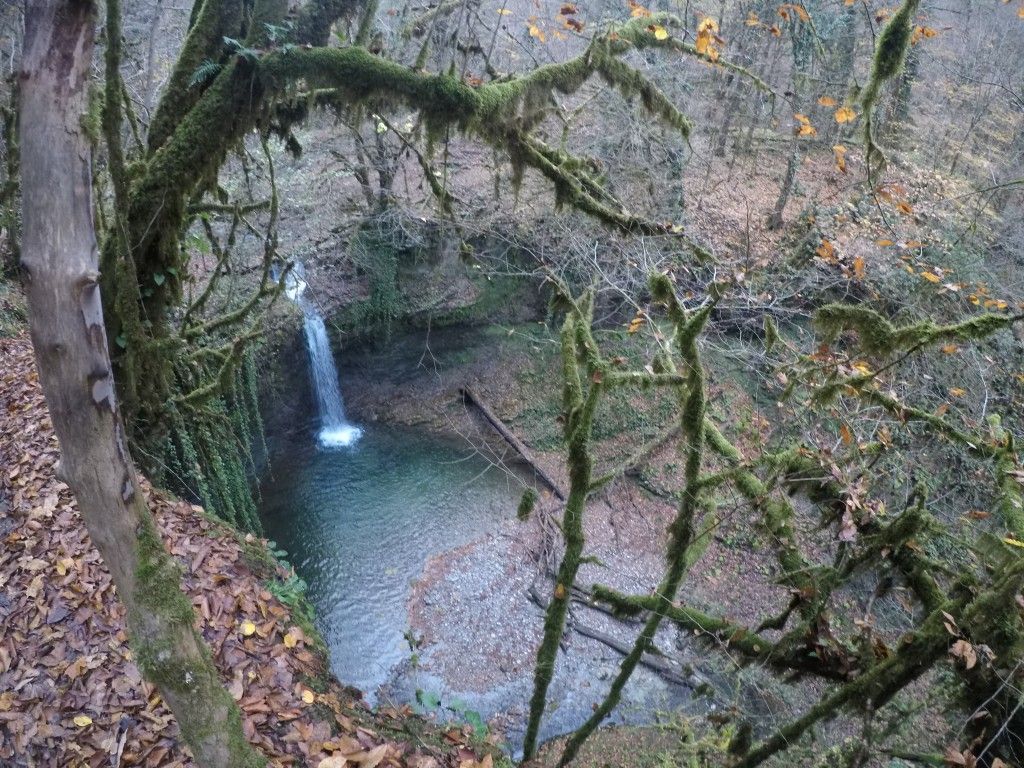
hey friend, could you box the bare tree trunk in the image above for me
[767,148,799,230]
[19,2,263,766]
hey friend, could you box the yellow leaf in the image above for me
[853,361,873,375]
[284,629,300,649]
[240,620,257,637]
[745,11,760,26]
[497,8,511,14]
[1003,537,1024,548]
[697,16,718,33]
[949,387,966,397]
[651,24,668,40]
[528,24,545,41]
[73,715,93,727]
[301,688,316,704]
[920,271,940,283]
[554,583,567,599]
[817,95,837,107]
[834,106,857,124]
[693,16,721,60]
[941,344,958,355]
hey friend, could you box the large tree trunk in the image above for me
[18,1,263,766]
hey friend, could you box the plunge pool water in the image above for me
[259,425,522,695]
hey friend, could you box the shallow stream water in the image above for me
[259,425,522,694]
[259,326,697,750]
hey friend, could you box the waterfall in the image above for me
[283,265,362,448]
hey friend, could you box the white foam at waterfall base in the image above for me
[319,424,363,448]
[282,263,362,450]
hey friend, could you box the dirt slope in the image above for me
[0,336,495,768]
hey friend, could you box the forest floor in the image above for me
[0,335,503,768]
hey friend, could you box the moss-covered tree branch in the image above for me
[557,275,712,767]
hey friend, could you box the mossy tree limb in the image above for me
[556,275,711,768]
[733,558,1024,768]
[859,0,921,173]
[521,311,599,760]
[146,0,246,152]
[591,586,850,681]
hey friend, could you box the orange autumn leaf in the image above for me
[834,106,857,124]
[794,113,816,136]
[852,255,865,279]
[816,239,836,262]
[695,16,721,60]
[911,25,938,44]
[839,423,854,445]
[817,95,837,107]
[833,144,847,173]
[628,0,651,18]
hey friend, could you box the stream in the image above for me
[259,425,521,695]
[258,318,696,751]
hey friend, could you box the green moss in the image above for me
[135,515,195,628]
[517,488,538,521]
[814,303,1017,357]
[147,0,246,151]
[80,83,103,143]
[859,0,920,170]
[129,513,266,766]
[867,1,917,86]
[988,415,1024,538]
[260,47,480,131]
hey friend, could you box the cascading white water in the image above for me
[283,266,362,448]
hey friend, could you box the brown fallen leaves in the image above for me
[0,337,493,767]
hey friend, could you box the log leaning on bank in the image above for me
[460,385,567,501]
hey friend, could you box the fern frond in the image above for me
[188,59,222,89]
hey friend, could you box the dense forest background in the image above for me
[1,0,1024,766]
